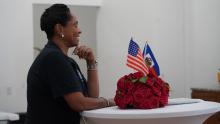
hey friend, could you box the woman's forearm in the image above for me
[87,68,99,97]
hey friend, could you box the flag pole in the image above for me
[145,40,148,44]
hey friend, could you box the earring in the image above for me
[61,34,64,38]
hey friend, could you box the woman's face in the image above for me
[63,15,81,47]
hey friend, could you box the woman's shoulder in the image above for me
[40,41,65,58]
[40,45,65,59]
[33,47,68,68]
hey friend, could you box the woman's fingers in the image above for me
[73,46,79,55]
[74,46,85,58]
[73,46,94,61]
[108,98,116,106]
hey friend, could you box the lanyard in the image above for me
[76,69,84,83]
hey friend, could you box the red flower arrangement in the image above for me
[114,71,170,109]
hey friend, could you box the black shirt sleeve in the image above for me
[44,51,82,98]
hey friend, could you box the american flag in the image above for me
[126,39,149,75]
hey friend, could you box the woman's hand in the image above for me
[100,97,116,107]
[73,46,96,64]
[108,98,116,106]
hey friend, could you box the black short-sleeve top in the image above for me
[25,41,88,124]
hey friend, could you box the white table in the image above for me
[0,112,19,124]
[82,99,220,124]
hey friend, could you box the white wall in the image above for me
[97,0,220,98]
[189,0,220,88]
[0,0,33,112]
[97,0,187,98]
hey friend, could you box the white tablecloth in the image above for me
[0,112,19,121]
[82,98,220,124]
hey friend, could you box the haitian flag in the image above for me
[143,43,160,77]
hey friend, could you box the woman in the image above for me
[25,4,113,124]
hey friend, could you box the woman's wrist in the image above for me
[100,97,109,107]
[87,60,98,71]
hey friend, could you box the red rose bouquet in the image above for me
[114,71,170,109]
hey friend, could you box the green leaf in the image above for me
[139,76,147,83]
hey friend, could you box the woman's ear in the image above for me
[54,24,64,37]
